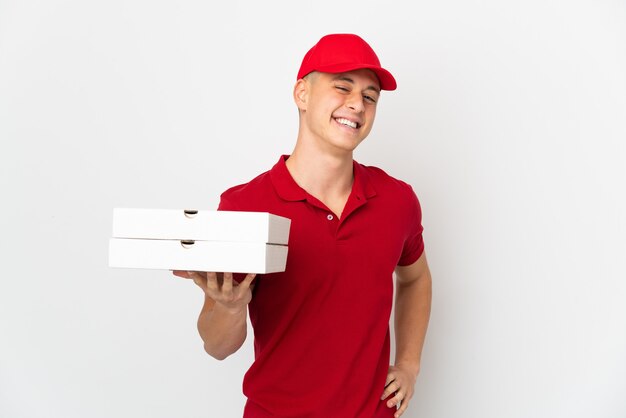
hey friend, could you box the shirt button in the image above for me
[327,214,334,221]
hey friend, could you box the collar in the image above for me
[269,155,377,202]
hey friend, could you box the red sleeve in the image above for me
[397,186,425,266]
[217,192,237,211]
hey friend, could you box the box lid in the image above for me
[112,208,290,244]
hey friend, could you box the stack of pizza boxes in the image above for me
[109,208,290,274]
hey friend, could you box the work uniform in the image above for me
[218,155,425,417]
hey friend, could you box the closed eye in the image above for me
[364,95,377,103]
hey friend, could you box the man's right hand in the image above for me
[172,271,256,315]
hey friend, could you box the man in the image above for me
[174,34,432,418]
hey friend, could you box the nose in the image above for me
[345,91,365,113]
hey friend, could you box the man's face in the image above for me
[297,69,381,154]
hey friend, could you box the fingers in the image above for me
[187,271,206,289]
[382,370,413,417]
[180,272,256,307]
[205,272,219,293]
[223,272,257,300]
[172,270,190,278]
[381,379,400,402]
[222,272,234,296]
[394,397,409,418]
[238,273,257,290]
[387,390,404,409]
[384,371,395,387]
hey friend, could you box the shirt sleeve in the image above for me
[217,191,238,211]
[397,186,425,266]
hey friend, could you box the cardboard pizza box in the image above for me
[112,208,290,244]
[108,208,290,273]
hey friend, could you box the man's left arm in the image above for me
[381,252,432,417]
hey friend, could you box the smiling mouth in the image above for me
[335,117,360,129]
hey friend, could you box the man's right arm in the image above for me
[173,271,255,360]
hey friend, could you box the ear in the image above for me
[293,79,309,111]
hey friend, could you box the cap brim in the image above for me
[306,63,397,91]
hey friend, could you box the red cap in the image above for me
[297,34,397,91]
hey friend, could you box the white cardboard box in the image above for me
[112,208,290,244]
[108,209,290,273]
[109,239,288,273]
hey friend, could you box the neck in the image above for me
[285,142,354,202]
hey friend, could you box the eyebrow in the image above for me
[333,75,381,94]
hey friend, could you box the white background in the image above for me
[1,1,625,417]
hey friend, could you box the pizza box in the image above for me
[108,239,288,273]
[108,208,290,273]
[112,208,290,244]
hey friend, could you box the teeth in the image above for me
[336,118,358,129]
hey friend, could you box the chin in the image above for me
[331,140,364,153]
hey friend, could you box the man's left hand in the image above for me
[381,364,418,417]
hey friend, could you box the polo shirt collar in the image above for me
[352,158,378,201]
[270,155,307,201]
[269,155,377,202]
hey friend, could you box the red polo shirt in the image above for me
[218,155,424,418]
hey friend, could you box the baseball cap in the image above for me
[297,34,397,91]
